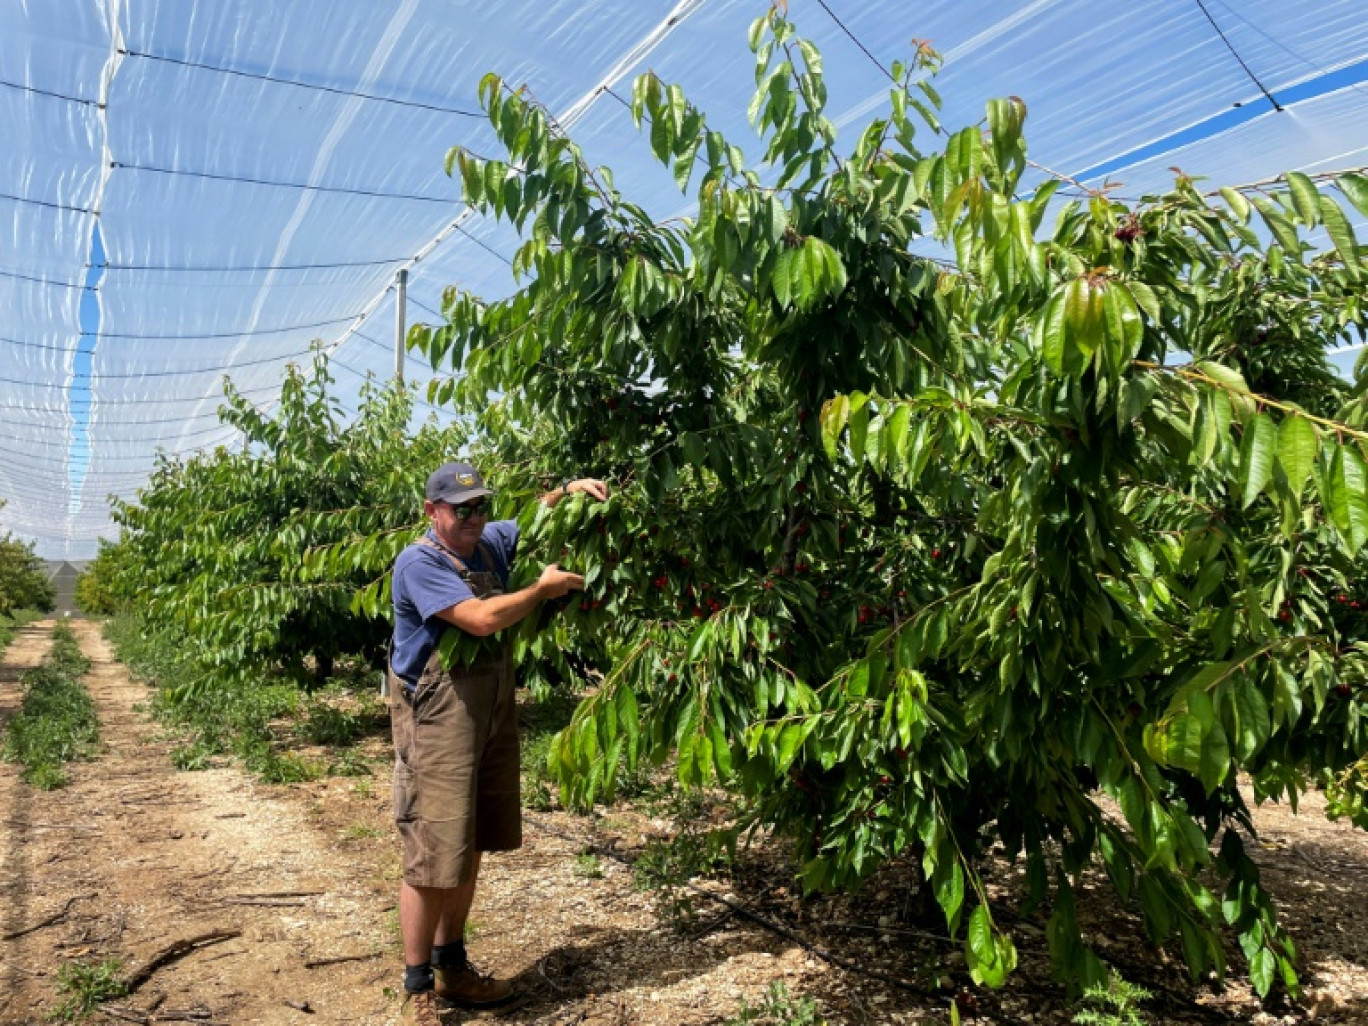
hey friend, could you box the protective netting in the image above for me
[3,0,1367,556]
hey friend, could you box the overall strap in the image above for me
[474,538,497,573]
[415,534,471,574]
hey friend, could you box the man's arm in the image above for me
[435,563,583,637]
[539,477,609,507]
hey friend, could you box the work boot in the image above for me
[434,959,515,1008]
[399,988,442,1026]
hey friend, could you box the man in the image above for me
[388,461,608,1025]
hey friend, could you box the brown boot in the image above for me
[434,960,514,1008]
[399,988,442,1026]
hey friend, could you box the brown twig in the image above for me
[122,931,242,995]
[1,892,94,941]
[303,952,382,969]
[217,898,307,907]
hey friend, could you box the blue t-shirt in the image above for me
[389,522,519,686]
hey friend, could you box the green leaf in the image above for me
[1239,413,1276,509]
[1339,172,1368,217]
[1228,679,1272,761]
[776,721,807,772]
[821,394,850,459]
[1285,172,1321,228]
[1250,947,1276,998]
[1040,287,1068,374]
[1251,195,1302,259]
[1103,283,1144,370]
[1319,194,1361,279]
[1064,276,1106,362]
[932,857,965,935]
[1219,186,1251,224]
[1276,415,1318,498]
[1322,443,1368,554]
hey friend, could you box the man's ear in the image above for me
[422,499,438,519]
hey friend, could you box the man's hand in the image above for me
[567,478,610,501]
[537,563,584,598]
[542,478,611,506]
[439,564,586,636]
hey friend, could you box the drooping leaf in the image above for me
[1276,415,1318,497]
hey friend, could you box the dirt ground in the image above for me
[2,619,1368,1026]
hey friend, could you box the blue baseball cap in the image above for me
[424,461,493,504]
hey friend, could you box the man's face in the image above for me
[425,497,491,556]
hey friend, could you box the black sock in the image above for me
[432,942,466,968]
[404,963,434,993]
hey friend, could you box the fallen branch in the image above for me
[1,893,94,941]
[98,1005,149,1025]
[122,931,241,995]
[303,952,382,969]
[218,898,307,907]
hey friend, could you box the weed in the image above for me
[169,738,218,771]
[328,749,373,777]
[2,624,98,789]
[351,776,374,800]
[298,700,363,746]
[725,982,824,1026]
[48,958,127,1022]
[345,822,383,840]
[1073,970,1153,1026]
[573,852,604,878]
[632,827,734,891]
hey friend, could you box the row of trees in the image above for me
[82,358,463,694]
[0,501,55,618]
[91,10,1368,1003]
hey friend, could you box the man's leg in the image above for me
[430,852,511,1006]
[399,881,452,967]
[433,852,480,948]
[397,882,447,1025]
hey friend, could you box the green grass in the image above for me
[104,614,383,786]
[1073,971,1153,1026]
[0,607,44,652]
[2,623,97,789]
[48,958,127,1022]
[573,852,604,878]
[725,982,824,1026]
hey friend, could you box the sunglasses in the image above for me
[446,498,491,520]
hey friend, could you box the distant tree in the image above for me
[74,540,125,616]
[0,527,56,616]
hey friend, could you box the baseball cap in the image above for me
[425,461,493,505]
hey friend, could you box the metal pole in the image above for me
[394,267,408,382]
[382,267,409,701]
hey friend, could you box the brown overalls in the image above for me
[389,535,521,888]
